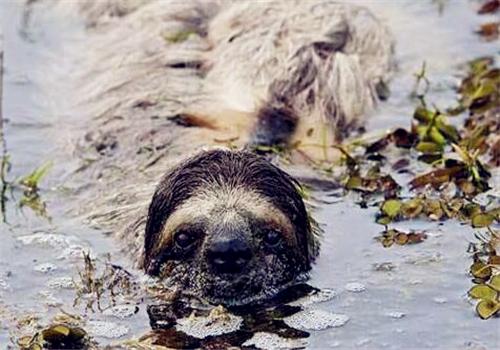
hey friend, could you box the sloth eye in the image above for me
[174,231,197,249]
[263,229,282,247]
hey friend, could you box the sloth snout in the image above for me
[207,238,252,274]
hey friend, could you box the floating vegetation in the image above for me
[266,56,499,319]
[376,229,428,248]
[18,324,90,350]
[74,252,139,313]
[476,0,500,41]
[0,159,53,221]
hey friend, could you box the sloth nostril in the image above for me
[207,239,252,274]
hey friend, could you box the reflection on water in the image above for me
[0,0,499,348]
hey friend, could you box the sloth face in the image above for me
[144,149,318,306]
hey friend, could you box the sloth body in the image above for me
[70,0,394,305]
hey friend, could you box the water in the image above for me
[0,0,499,348]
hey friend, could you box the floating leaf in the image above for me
[461,203,482,219]
[41,324,88,349]
[394,232,409,245]
[478,0,500,15]
[471,261,492,280]
[48,325,70,336]
[376,215,392,226]
[471,213,495,228]
[392,128,416,148]
[410,166,464,189]
[415,141,442,154]
[490,275,500,289]
[435,116,460,143]
[407,232,427,244]
[401,198,424,218]
[345,176,363,191]
[376,229,427,247]
[488,256,500,266]
[429,127,446,146]
[476,299,500,320]
[381,199,402,218]
[476,22,499,41]
[365,136,389,154]
[468,285,498,300]
[413,106,434,123]
[424,199,444,221]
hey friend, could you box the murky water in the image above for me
[0,0,499,348]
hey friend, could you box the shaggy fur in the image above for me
[44,0,394,285]
[143,149,318,304]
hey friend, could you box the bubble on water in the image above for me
[284,309,349,331]
[289,288,337,307]
[86,320,129,339]
[385,311,405,319]
[34,263,58,273]
[242,332,308,349]
[57,245,88,260]
[102,304,138,319]
[47,276,75,289]
[18,233,82,249]
[176,306,243,338]
[345,282,366,292]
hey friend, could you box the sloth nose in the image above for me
[207,239,252,274]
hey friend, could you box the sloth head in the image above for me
[144,149,318,306]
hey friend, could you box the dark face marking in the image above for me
[144,149,318,305]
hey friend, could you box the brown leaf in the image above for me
[409,166,464,189]
[478,0,500,14]
[476,22,500,41]
[407,232,428,244]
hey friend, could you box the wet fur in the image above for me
[53,1,394,303]
[144,149,318,305]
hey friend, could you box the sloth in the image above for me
[144,149,318,305]
[69,0,395,306]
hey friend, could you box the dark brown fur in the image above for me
[144,149,318,304]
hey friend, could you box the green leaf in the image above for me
[381,199,402,218]
[490,275,500,290]
[376,215,392,226]
[416,141,442,154]
[476,299,500,320]
[346,176,363,190]
[435,116,460,142]
[471,213,495,228]
[468,285,498,300]
[413,106,434,123]
[429,127,446,145]
[401,198,424,218]
[19,161,52,190]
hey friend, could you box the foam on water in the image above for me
[86,320,129,339]
[284,309,350,331]
[243,332,309,349]
[175,307,243,339]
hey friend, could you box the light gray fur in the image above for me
[47,0,394,263]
